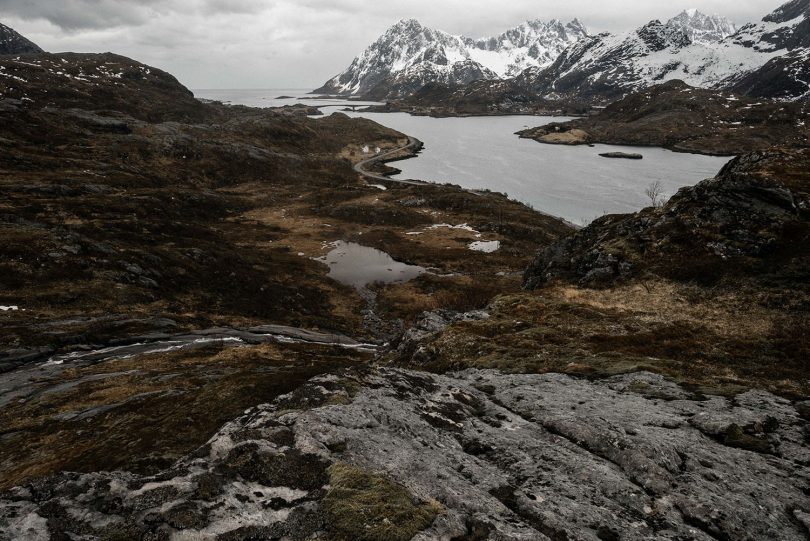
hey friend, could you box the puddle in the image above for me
[317,241,426,288]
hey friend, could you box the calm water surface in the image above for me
[194,89,732,225]
[316,241,426,288]
[193,88,380,109]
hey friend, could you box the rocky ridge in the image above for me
[0,22,42,55]
[2,367,808,540]
[665,9,737,44]
[517,80,810,155]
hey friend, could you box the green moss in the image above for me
[324,463,440,541]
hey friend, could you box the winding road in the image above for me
[353,136,426,185]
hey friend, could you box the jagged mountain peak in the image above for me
[394,18,423,28]
[383,18,437,39]
[0,22,44,55]
[567,18,588,34]
[636,19,692,51]
[475,17,589,46]
[666,9,737,44]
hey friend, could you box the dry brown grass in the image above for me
[397,278,808,397]
[0,342,367,491]
[324,463,440,541]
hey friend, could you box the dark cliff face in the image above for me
[0,23,43,55]
[763,0,810,23]
[523,148,810,290]
[636,20,692,51]
[731,52,810,100]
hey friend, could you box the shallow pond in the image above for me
[316,241,425,288]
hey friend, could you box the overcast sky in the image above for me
[0,0,783,89]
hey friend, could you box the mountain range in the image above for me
[313,18,589,99]
[525,0,810,102]
[317,2,810,102]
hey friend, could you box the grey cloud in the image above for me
[0,0,162,30]
[0,0,272,30]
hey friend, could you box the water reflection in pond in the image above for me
[316,241,426,288]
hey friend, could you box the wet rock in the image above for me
[599,152,643,159]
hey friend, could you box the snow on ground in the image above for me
[468,240,501,253]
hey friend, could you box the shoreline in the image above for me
[352,135,584,230]
[517,133,740,158]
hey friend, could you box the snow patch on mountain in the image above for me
[466,18,589,77]
[529,0,810,101]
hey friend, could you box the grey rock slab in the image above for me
[1,368,808,540]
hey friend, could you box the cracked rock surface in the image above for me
[1,368,809,540]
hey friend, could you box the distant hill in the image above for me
[0,22,43,55]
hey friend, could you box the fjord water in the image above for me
[194,90,731,225]
[193,89,381,109]
[339,111,731,225]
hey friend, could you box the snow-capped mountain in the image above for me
[314,18,588,98]
[525,0,810,102]
[465,19,589,77]
[665,9,737,44]
[0,22,43,55]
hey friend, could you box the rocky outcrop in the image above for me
[524,148,810,288]
[2,367,808,540]
[517,80,810,155]
[395,309,489,362]
[599,151,643,159]
[0,23,42,55]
